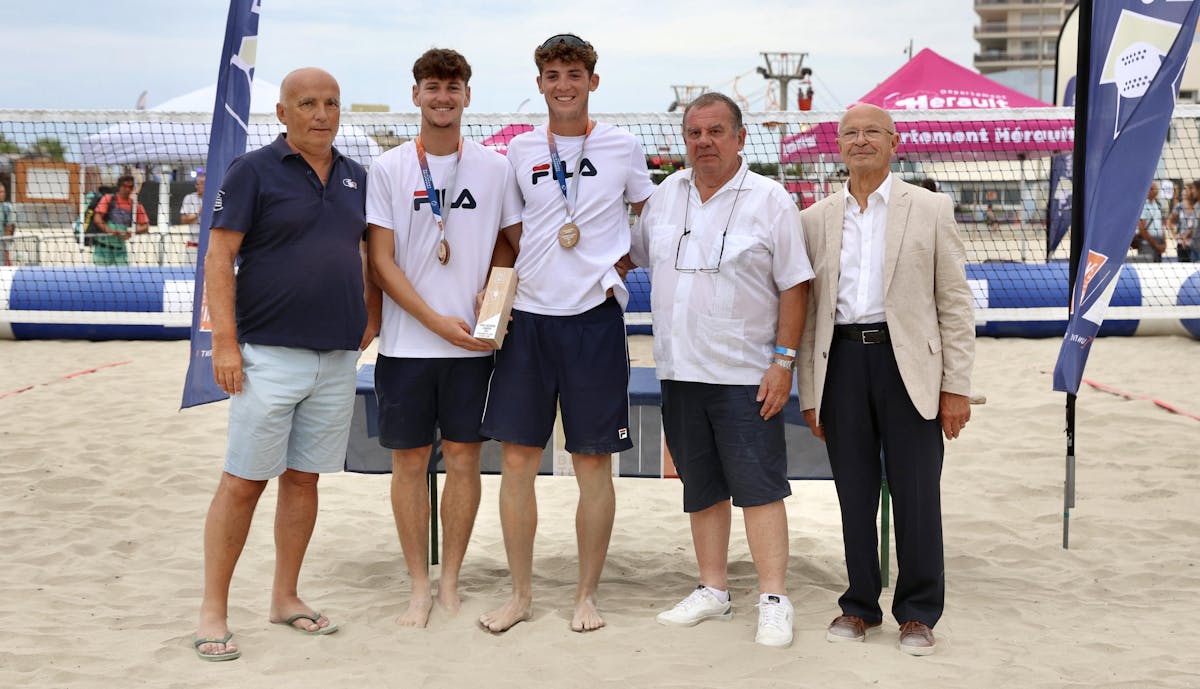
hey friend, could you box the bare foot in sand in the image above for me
[571,594,605,632]
[479,596,532,633]
[436,586,462,616]
[397,591,434,628]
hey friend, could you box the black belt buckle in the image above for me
[860,328,885,345]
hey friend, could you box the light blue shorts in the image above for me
[224,343,359,480]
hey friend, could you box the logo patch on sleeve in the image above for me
[618,428,628,440]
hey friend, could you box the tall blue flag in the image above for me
[1052,0,1199,394]
[181,0,261,409]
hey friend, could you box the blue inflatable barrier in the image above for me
[1,267,194,340]
[967,262,1140,337]
[2,263,1199,340]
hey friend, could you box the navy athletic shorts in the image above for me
[375,354,494,449]
[481,297,633,455]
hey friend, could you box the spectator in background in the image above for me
[1168,180,1197,263]
[179,169,205,265]
[1159,179,1176,215]
[1135,181,1166,263]
[0,185,15,266]
[91,174,150,266]
[985,204,999,231]
[919,178,938,193]
[1191,181,1200,262]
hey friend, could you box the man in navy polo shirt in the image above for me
[192,67,380,662]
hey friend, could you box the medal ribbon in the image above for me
[415,136,464,250]
[546,120,596,225]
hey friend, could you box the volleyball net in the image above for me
[1,106,1198,338]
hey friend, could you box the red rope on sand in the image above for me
[0,385,34,400]
[62,361,132,379]
[1078,377,1200,422]
[0,360,132,399]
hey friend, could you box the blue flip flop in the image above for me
[274,612,339,635]
[193,631,241,662]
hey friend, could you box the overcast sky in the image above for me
[2,0,980,114]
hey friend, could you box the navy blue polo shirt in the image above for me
[212,134,368,351]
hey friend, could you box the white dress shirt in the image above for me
[837,173,893,325]
[631,159,814,385]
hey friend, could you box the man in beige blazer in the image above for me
[798,103,974,656]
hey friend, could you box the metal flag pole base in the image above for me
[1063,393,1076,549]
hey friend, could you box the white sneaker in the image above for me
[755,595,794,648]
[656,585,732,626]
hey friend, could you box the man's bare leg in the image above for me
[690,499,733,592]
[570,452,615,632]
[436,440,483,614]
[390,447,435,627]
[479,442,541,632]
[743,500,789,596]
[195,472,267,657]
[268,470,334,633]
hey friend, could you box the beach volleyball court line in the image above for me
[0,360,132,399]
[1079,378,1200,422]
[1042,370,1200,421]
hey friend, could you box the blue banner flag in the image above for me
[1052,0,1200,394]
[181,0,262,409]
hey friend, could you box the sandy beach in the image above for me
[1,334,1198,688]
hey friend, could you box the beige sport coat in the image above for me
[797,179,975,421]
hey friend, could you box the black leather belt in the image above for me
[834,323,889,344]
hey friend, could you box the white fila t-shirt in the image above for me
[506,122,653,316]
[367,139,523,358]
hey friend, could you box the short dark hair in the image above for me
[413,48,472,85]
[117,174,135,187]
[534,34,597,74]
[682,92,743,132]
[920,178,938,192]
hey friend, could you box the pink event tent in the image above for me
[781,48,1074,163]
[481,124,533,155]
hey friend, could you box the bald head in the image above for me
[279,67,339,104]
[837,102,899,185]
[276,67,341,156]
[838,103,894,134]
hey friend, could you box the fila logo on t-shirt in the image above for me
[531,158,597,185]
[412,188,478,211]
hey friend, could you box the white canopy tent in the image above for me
[79,80,382,230]
[79,120,382,168]
[151,79,282,114]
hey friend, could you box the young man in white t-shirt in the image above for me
[178,170,205,265]
[478,34,654,634]
[366,48,522,628]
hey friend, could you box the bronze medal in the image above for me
[437,238,451,265]
[558,222,580,249]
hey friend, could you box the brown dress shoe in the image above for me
[825,615,881,642]
[898,621,936,655]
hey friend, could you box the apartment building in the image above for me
[974,0,1075,103]
[975,0,1200,104]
